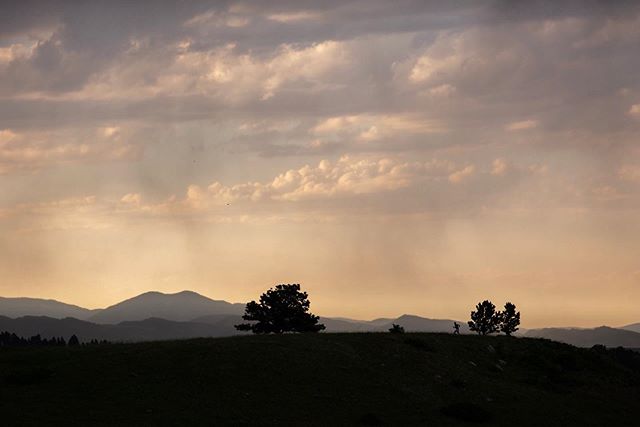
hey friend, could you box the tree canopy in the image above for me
[500,302,521,336]
[468,300,521,336]
[235,284,325,334]
[68,334,80,346]
[468,300,500,336]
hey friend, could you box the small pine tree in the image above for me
[500,302,520,336]
[68,335,80,346]
[235,284,325,334]
[468,300,500,336]
[389,324,405,333]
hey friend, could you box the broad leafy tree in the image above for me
[468,300,500,336]
[499,302,520,336]
[235,284,325,334]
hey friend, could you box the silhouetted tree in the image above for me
[235,284,325,333]
[0,332,70,347]
[468,300,500,336]
[389,324,405,333]
[68,334,80,346]
[499,302,520,336]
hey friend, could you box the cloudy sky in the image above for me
[2,0,640,327]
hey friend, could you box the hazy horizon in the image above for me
[0,287,636,330]
[2,1,640,329]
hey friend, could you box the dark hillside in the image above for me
[0,333,638,426]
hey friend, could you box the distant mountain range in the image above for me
[87,290,245,324]
[0,291,638,347]
[0,297,99,320]
[318,314,472,334]
[622,322,640,334]
[525,326,640,348]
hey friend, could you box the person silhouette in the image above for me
[453,322,460,335]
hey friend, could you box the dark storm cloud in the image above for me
[1,0,639,172]
[486,0,640,23]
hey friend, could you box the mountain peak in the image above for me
[88,290,244,324]
[397,314,430,321]
[136,291,163,297]
[132,290,207,300]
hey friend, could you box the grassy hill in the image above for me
[1,333,639,426]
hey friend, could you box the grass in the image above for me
[0,333,639,426]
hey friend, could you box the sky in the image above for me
[1,0,640,328]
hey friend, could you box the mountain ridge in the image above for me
[524,326,640,348]
[87,290,245,324]
[1,291,640,348]
[622,322,640,334]
[0,296,100,320]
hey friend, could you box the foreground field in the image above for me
[0,333,639,426]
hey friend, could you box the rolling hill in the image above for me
[317,314,472,333]
[0,313,471,343]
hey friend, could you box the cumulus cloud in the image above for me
[120,193,141,205]
[190,156,430,204]
[0,126,141,174]
[491,158,509,176]
[618,165,640,182]
[50,39,354,104]
[267,11,322,24]
[505,120,538,131]
[311,114,445,143]
[0,154,557,228]
[448,165,475,183]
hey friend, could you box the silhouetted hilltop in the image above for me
[385,314,471,333]
[88,290,245,324]
[1,333,639,425]
[525,326,640,347]
[318,314,472,333]
[317,317,377,332]
[0,312,475,343]
[2,292,640,348]
[623,322,640,334]
[0,297,99,320]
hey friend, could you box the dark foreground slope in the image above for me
[0,334,639,426]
